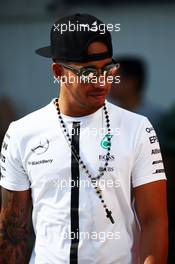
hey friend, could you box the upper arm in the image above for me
[133,180,168,226]
[0,123,30,191]
[131,118,168,225]
[132,117,166,188]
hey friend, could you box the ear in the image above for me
[52,63,62,80]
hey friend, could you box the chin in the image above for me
[88,96,106,110]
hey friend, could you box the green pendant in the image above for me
[100,134,113,149]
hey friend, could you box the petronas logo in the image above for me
[100,134,113,149]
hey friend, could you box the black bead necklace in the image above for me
[54,98,115,224]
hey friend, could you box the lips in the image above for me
[89,92,106,96]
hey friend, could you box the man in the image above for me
[109,56,165,129]
[0,13,168,264]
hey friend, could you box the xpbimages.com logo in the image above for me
[53,20,121,35]
[53,74,121,86]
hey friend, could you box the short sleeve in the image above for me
[0,122,30,191]
[132,117,166,188]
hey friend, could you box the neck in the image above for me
[57,94,104,117]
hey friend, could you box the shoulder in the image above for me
[107,102,153,149]
[7,100,55,141]
[107,101,150,129]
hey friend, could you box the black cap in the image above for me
[35,13,113,62]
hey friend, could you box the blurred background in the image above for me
[0,0,175,262]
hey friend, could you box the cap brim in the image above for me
[35,46,52,58]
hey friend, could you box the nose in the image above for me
[90,74,110,89]
[91,77,104,88]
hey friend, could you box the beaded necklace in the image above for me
[54,98,115,224]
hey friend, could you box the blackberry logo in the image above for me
[28,159,53,165]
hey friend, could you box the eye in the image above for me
[79,68,97,83]
[103,63,116,72]
[81,68,97,77]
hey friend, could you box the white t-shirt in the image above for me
[0,99,166,264]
